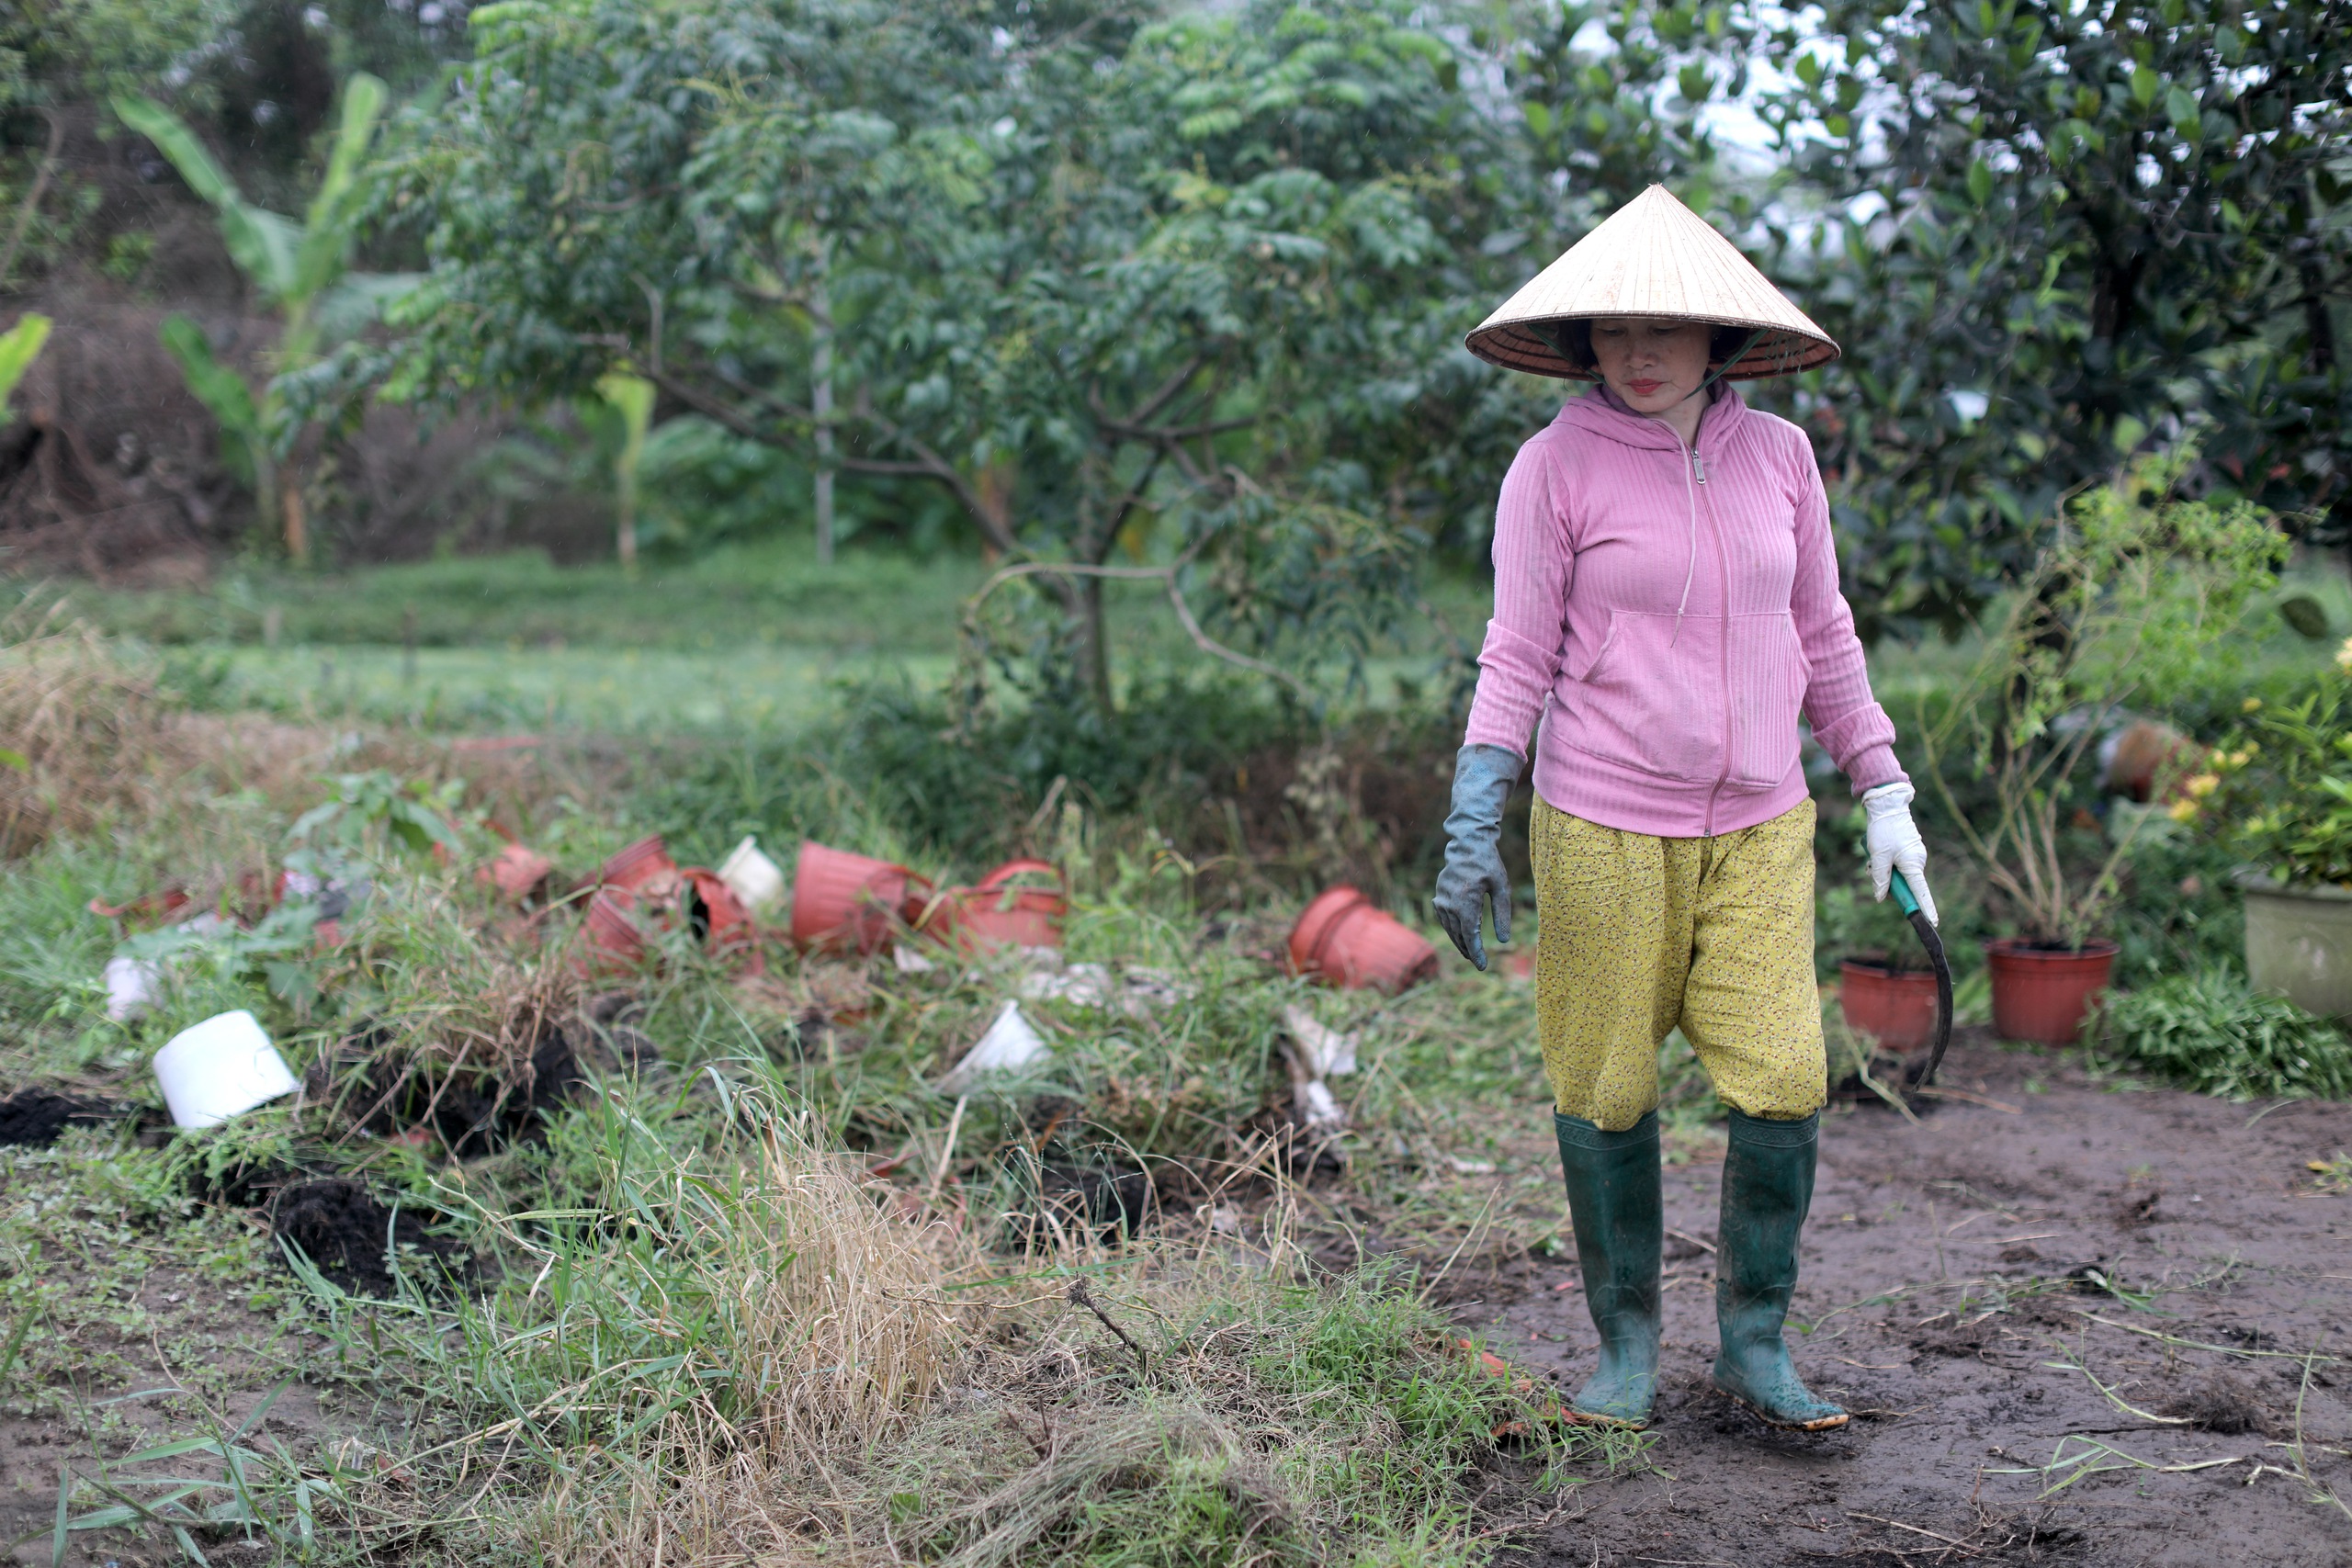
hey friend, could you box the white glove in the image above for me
[1861,781,1939,927]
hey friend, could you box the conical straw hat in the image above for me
[1464,185,1837,380]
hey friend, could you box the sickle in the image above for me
[1889,869,1953,1091]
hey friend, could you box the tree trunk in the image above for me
[1074,570,1112,718]
[282,476,307,567]
[252,446,281,561]
[812,254,835,566]
[616,486,637,571]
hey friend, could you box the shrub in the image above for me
[2100,971,2352,1100]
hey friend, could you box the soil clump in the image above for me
[270,1178,465,1298]
[0,1088,110,1145]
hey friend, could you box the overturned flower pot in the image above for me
[912,859,1068,953]
[1287,886,1438,994]
[791,841,927,955]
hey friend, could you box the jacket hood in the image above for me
[1555,382,1751,456]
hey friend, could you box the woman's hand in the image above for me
[1433,745,1522,969]
[1861,782,1939,926]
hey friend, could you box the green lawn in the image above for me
[30,539,1497,734]
[22,541,2345,737]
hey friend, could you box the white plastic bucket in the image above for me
[153,1010,300,1129]
[718,836,786,913]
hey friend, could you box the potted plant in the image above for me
[1819,882,1940,1050]
[2179,663,2352,1020]
[1921,446,2285,1046]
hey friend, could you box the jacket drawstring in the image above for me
[1668,425,1701,646]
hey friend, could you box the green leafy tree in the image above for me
[114,73,415,564]
[389,0,1564,713]
[1757,0,2352,638]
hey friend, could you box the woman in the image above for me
[1434,186,1937,1432]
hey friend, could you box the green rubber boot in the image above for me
[1712,1108,1848,1431]
[1554,1111,1663,1427]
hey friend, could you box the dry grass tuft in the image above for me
[0,601,594,862]
[0,602,172,856]
[438,1097,987,1566]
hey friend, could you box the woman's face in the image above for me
[1588,317,1713,417]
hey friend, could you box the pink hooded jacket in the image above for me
[1463,383,1904,839]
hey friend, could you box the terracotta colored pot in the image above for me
[485,843,555,901]
[791,841,926,954]
[919,859,1068,952]
[583,888,650,973]
[1287,886,1440,994]
[601,835,677,894]
[1289,887,1371,974]
[1984,938,2119,1045]
[1838,959,1941,1051]
[683,867,765,976]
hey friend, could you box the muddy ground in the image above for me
[1472,1032,2352,1567]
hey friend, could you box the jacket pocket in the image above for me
[1564,611,1721,784]
[1725,612,1805,786]
[1568,620,1620,684]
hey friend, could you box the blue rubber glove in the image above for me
[1432,744,1521,970]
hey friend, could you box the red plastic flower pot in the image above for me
[683,868,765,976]
[600,835,677,894]
[1288,886,1370,975]
[1837,959,1941,1051]
[484,843,555,902]
[1983,938,2119,1046]
[582,887,650,975]
[790,841,926,954]
[916,859,1068,953]
[1287,885,1440,994]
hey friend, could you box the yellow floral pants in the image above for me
[1531,795,1825,1131]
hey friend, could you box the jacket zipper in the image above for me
[1698,447,1732,837]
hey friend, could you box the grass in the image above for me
[5,545,2344,1564]
[0,619,1633,1567]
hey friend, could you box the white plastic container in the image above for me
[103,956,159,1022]
[153,1010,300,1129]
[718,836,786,913]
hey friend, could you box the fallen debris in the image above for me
[1283,1004,1359,1077]
[718,835,785,913]
[1020,956,1195,1016]
[1276,1027,1349,1134]
[153,1010,299,1129]
[938,1000,1051,1094]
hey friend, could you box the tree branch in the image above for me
[849,386,1020,558]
